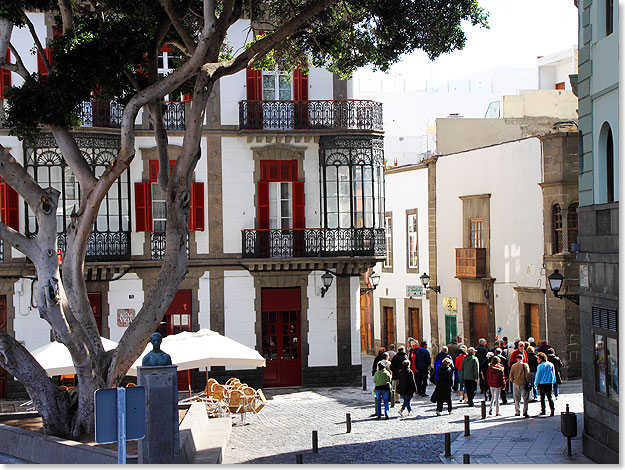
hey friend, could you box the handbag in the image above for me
[524,381,532,392]
[430,388,439,403]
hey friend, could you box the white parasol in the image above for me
[30,337,119,377]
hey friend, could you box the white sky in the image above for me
[356,0,579,87]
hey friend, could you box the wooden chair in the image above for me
[228,390,248,424]
[242,387,266,424]
[225,377,240,387]
[204,384,229,418]
[253,389,268,423]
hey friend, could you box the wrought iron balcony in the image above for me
[148,101,186,130]
[79,100,124,128]
[241,227,386,258]
[150,232,190,260]
[56,231,131,262]
[455,247,487,278]
[239,100,383,131]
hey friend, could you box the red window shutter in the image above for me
[292,181,305,229]
[182,93,191,102]
[5,184,18,231]
[37,48,53,77]
[0,183,7,226]
[149,160,159,182]
[188,182,204,231]
[134,182,153,232]
[0,51,11,99]
[246,67,262,101]
[293,68,308,101]
[257,182,269,229]
[169,160,176,175]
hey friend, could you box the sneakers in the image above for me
[406,411,411,417]
[436,411,441,416]
[515,412,520,416]
[448,410,452,414]
[539,411,546,416]
[459,398,464,403]
[398,409,404,418]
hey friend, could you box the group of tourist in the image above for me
[371,336,563,420]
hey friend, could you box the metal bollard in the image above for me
[346,413,352,433]
[481,400,486,419]
[362,375,367,390]
[444,432,451,457]
[312,430,318,453]
[464,415,470,436]
[296,454,303,464]
[463,454,470,464]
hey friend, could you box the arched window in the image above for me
[568,203,578,251]
[553,204,563,254]
[606,126,614,203]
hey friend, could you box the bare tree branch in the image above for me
[22,11,51,73]
[161,0,196,54]
[0,146,49,214]
[0,18,13,64]
[0,222,38,259]
[49,126,97,194]
[5,44,31,80]
[57,0,75,32]
[146,102,170,191]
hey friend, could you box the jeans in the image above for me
[401,394,413,412]
[375,389,390,417]
[489,387,501,414]
[530,372,537,398]
[538,383,554,413]
[512,383,529,415]
[464,379,477,405]
[554,383,559,397]
[458,370,465,392]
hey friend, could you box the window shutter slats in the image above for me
[189,182,204,231]
[37,48,53,78]
[134,182,152,232]
[0,183,7,226]
[0,51,11,99]
[257,182,269,229]
[293,67,308,101]
[5,184,18,231]
[592,306,619,332]
[292,181,305,229]
[149,160,159,182]
[246,67,262,101]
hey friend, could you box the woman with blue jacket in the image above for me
[534,352,556,416]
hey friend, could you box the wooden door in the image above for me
[0,296,6,398]
[408,307,421,342]
[527,304,541,344]
[470,303,489,345]
[383,306,395,348]
[88,293,102,335]
[445,315,457,345]
[261,288,301,387]
[360,293,368,352]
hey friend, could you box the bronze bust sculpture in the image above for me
[142,332,172,366]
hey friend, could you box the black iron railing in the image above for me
[79,100,124,128]
[57,231,131,261]
[239,100,383,131]
[150,232,190,260]
[148,101,186,130]
[241,227,386,258]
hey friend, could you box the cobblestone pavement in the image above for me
[224,356,590,464]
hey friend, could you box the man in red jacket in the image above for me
[508,342,528,366]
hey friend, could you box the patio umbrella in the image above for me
[127,328,266,376]
[30,337,119,377]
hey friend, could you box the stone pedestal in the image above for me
[137,365,179,464]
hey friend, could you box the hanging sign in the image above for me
[443,297,457,312]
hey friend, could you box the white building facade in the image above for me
[0,14,385,396]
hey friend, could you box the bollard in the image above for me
[296,454,303,464]
[346,413,352,433]
[312,430,318,453]
[464,415,470,436]
[362,375,367,390]
[463,454,470,464]
[481,400,486,419]
[444,432,451,457]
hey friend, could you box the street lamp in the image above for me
[420,272,440,293]
[320,272,334,298]
[360,272,381,295]
[547,269,579,305]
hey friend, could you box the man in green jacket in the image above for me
[461,347,480,406]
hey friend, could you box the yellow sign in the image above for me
[443,297,457,312]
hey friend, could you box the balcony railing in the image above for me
[57,231,131,262]
[239,100,383,131]
[150,232,190,260]
[241,227,386,259]
[455,247,487,278]
[78,100,185,130]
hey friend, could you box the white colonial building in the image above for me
[0,13,385,396]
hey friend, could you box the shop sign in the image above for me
[443,297,457,312]
[117,308,136,327]
[406,285,423,297]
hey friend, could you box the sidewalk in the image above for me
[440,380,591,464]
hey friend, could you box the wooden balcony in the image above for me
[455,248,487,278]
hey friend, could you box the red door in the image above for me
[156,290,192,391]
[88,293,102,335]
[471,303,489,345]
[0,296,6,398]
[261,288,301,387]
